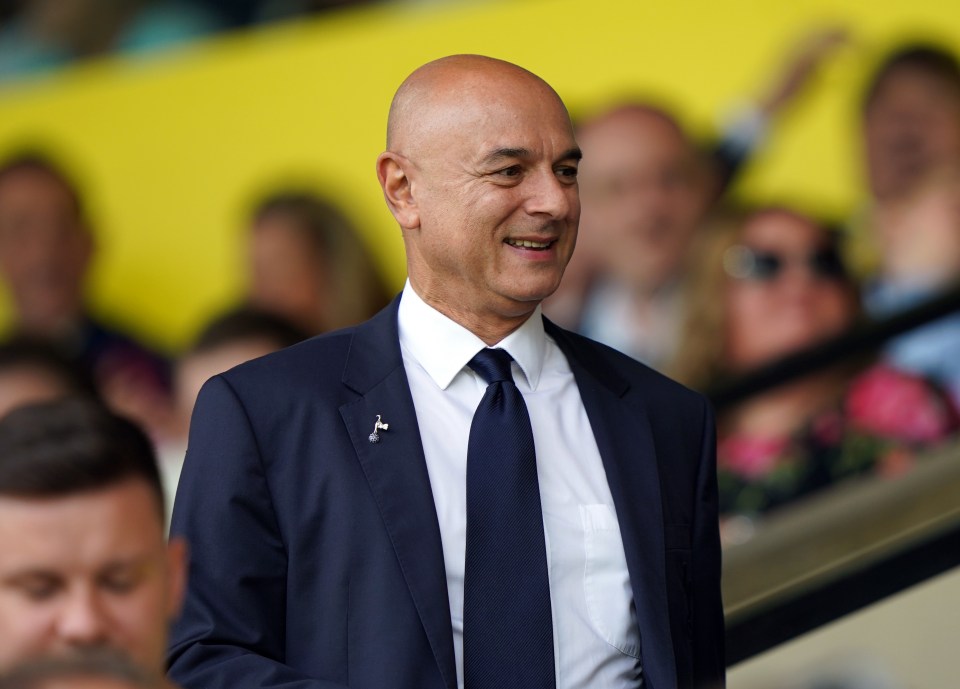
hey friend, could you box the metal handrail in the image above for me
[723,439,960,665]
[708,281,960,410]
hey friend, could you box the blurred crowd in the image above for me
[0,25,958,543]
[546,31,960,543]
[0,151,390,523]
[0,16,956,689]
[0,0,389,83]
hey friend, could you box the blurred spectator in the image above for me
[0,336,98,418]
[851,44,960,406]
[863,163,960,408]
[565,103,711,367]
[847,42,960,271]
[0,152,171,437]
[0,649,164,689]
[670,206,958,528]
[172,307,306,436]
[0,398,185,682]
[549,28,848,369]
[0,0,221,83]
[246,191,390,335]
[161,306,306,519]
[862,44,960,212]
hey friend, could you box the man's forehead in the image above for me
[475,144,582,166]
[579,114,693,172]
[388,56,570,150]
[581,108,686,147]
[0,482,164,542]
[0,168,75,205]
[0,513,160,578]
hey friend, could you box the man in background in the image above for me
[0,153,170,437]
[0,398,186,687]
[570,104,710,368]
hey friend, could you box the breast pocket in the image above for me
[580,504,641,659]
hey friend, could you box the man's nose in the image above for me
[56,589,110,647]
[525,170,575,219]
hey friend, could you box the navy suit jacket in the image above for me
[167,295,724,689]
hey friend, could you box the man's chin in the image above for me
[499,284,563,313]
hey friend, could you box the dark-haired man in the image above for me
[862,44,960,208]
[859,44,960,407]
[0,399,186,685]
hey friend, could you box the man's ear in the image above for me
[165,536,189,619]
[377,152,420,230]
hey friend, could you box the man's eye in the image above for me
[18,580,59,602]
[556,165,579,181]
[100,573,140,594]
[497,166,522,178]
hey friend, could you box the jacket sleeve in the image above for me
[166,374,349,689]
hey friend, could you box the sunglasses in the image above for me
[723,244,848,282]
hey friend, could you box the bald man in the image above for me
[168,56,724,689]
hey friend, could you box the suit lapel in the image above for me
[340,297,458,689]
[547,320,678,689]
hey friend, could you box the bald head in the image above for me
[578,103,690,151]
[386,55,570,154]
[376,55,581,344]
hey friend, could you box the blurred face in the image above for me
[0,480,186,676]
[392,67,581,329]
[248,215,330,334]
[0,169,91,335]
[864,67,960,202]
[724,210,857,371]
[578,108,706,290]
[173,338,282,435]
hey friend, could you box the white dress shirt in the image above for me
[398,282,642,689]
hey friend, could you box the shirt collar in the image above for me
[397,280,547,391]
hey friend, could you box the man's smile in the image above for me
[504,238,555,250]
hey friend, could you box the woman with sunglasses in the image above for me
[670,205,958,540]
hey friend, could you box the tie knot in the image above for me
[468,348,515,385]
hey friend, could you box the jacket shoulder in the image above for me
[217,326,356,396]
[547,320,708,413]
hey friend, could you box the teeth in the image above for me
[507,239,551,249]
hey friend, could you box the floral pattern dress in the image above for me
[717,364,960,518]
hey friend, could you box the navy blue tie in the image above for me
[462,348,555,689]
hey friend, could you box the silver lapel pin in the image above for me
[368,415,389,444]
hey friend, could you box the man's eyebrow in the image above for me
[480,147,583,165]
[1,569,60,584]
[481,147,533,165]
[98,557,154,577]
